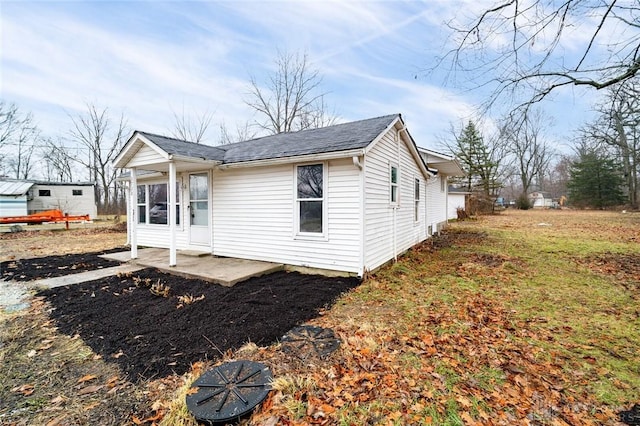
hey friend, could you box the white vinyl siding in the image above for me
[364,127,428,272]
[211,158,361,274]
[0,195,28,217]
[426,175,448,233]
[127,144,167,168]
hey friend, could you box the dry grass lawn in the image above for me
[1,210,639,425]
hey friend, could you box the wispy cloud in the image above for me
[1,0,598,154]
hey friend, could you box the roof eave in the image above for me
[218,148,366,169]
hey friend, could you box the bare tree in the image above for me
[501,109,556,197]
[440,1,640,112]
[245,50,335,134]
[0,101,20,151]
[0,101,39,178]
[68,103,127,213]
[41,137,75,182]
[218,120,256,145]
[170,105,214,143]
[579,82,640,207]
[7,116,39,179]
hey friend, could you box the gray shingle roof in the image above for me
[137,114,400,164]
[218,114,400,163]
[137,133,227,161]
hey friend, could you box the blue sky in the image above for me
[1,0,601,153]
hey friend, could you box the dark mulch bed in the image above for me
[38,268,360,382]
[1,248,125,281]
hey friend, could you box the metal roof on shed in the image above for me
[0,180,34,196]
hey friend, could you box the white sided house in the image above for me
[114,114,460,276]
[529,191,553,208]
[0,178,97,218]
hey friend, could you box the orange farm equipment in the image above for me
[0,209,91,229]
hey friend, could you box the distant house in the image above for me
[114,114,461,276]
[529,191,553,208]
[0,178,97,218]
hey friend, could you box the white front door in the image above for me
[188,173,210,247]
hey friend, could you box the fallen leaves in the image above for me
[12,383,35,396]
[77,384,103,395]
[77,374,98,384]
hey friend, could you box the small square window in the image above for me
[72,189,83,196]
[38,189,51,197]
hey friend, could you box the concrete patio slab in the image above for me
[101,248,284,286]
[33,264,144,289]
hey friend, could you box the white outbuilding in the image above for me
[0,179,97,219]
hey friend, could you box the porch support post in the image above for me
[130,167,138,259]
[168,161,177,267]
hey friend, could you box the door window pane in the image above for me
[190,201,208,226]
[190,174,208,200]
[189,174,209,227]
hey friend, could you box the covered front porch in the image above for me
[114,131,228,267]
[102,248,284,287]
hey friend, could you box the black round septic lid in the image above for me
[186,360,272,424]
[281,325,341,359]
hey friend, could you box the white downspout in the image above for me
[130,168,138,260]
[393,128,404,261]
[355,153,366,276]
[168,161,177,267]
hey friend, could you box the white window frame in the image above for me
[414,177,420,222]
[390,163,399,205]
[136,180,182,228]
[294,162,328,240]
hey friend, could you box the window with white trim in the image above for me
[137,185,146,224]
[296,164,324,234]
[414,178,420,222]
[390,164,399,204]
[136,182,180,225]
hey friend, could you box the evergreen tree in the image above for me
[453,121,502,197]
[568,152,625,208]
